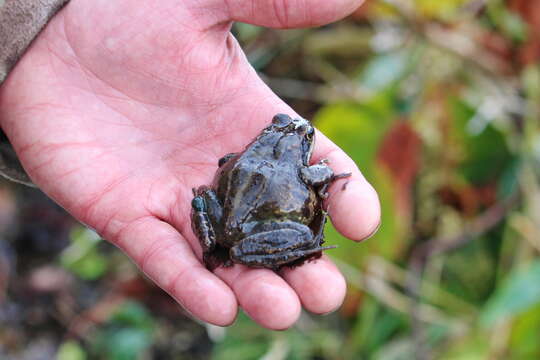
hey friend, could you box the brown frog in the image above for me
[191,114,350,270]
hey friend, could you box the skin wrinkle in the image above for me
[240,277,299,325]
[70,2,169,46]
[302,0,310,26]
[76,172,135,229]
[58,52,168,115]
[25,142,103,176]
[167,264,197,300]
[111,215,154,248]
[168,194,192,243]
[273,0,290,29]
[139,239,183,277]
[95,210,129,241]
[176,0,229,32]
[205,36,241,108]
[284,258,345,313]
[34,59,207,174]
[143,176,181,222]
[63,27,190,109]
[44,30,72,78]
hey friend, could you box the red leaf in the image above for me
[376,121,422,216]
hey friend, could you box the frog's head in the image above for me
[268,114,315,162]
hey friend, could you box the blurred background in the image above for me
[1,0,539,359]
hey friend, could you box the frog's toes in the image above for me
[318,189,329,199]
[319,158,329,165]
[333,172,352,181]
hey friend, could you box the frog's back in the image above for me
[216,151,316,240]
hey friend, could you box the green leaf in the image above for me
[57,341,87,360]
[450,98,513,185]
[497,159,520,199]
[415,0,471,21]
[481,261,540,326]
[60,226,108,280]
[211,312,276,360]
[437,333,490,360]
[487,2,528,42]
[522,65,540,99]
[91,301,155,360]
[509,304,540,358]
[112,301,155,328]
[233,23,263,43]
[103,328,153,360]
[349,297,408,357]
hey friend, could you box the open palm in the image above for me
[0,0,380,329]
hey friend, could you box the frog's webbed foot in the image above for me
[300,159,351,198]
[218,153,238,167]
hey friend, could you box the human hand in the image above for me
[0,0,380,329]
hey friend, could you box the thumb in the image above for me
[226,0,365,28]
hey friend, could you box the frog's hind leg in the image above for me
[238,246,336,270]
[191,191,217,253]
[284,209,332,268]
[191,186,229,269]
[229,222,336,268]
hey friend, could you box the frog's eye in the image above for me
[272,113,292,128]
[299,125,314,138]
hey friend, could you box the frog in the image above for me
[191,113,350,270]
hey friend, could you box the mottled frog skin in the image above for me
[191,114,350,270]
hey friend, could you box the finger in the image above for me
[223,93,381,241]
[213,265,302,330]
[280,255,346,314]
[314,131,381,241]
[114,217,238,326]
[226,0,365,28]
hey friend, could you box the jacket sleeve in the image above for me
[0,0,69,83]
[0,0,70,186]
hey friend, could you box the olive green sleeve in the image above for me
[0,0,70,186]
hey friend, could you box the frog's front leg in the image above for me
[300,159,351,198]
[229,221,336,269]
[191,186,223,253]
